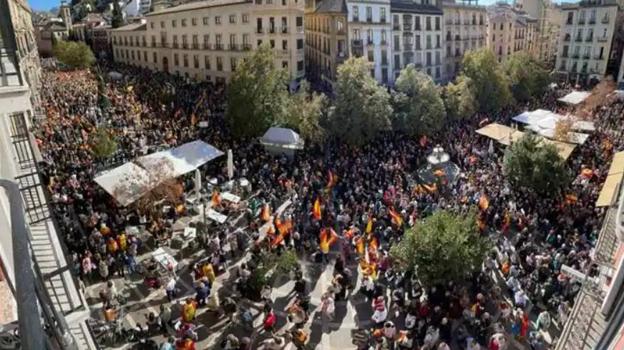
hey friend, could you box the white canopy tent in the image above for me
[94,162,153,206]
[512,109,594,144]
[95,140,224,206]
[107,71,123,80]
[137,140,224,178]
[558,91,591,105]
[260,127,304,158]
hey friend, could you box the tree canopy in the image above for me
[330,57,392,145]
[503,53,550,102]
[111,0,124,28]
[226,45,289,138]
[392,64,446,136]
[90,127,117,159]
[390,209,489,287]
[443,75,477,121]
[53,40,95,69]
[279,80,327,144]
[503,133,570,196]
[460,48,512,114]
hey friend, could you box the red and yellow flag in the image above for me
[211,191,221,206]
[312,197,322,220]
[365,218,373,234]
[319,228,338,254]
[326,170,337,189]
[565,194,578,205]
[478,194,489,211]
[260,204,271,222]
[389,208,403,227]
[355,236,365,256]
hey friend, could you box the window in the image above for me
[296,16,303,27]
[435,17,440,31]
[270,39,275,48]
[192,35,198,49]
[394,35,400,50]
[415,16,420,30]
[297,38,303,49]
[230,34,237,49]
[192,18,197,26]
[257,18,263,33]
[203,34,210,48]
[426,16,431,30]
[182,34,188,48]
[426,52,431,66]
[160,21,165,28]
[243,14,249,23]
[183,54,188,67]
[153,52,157,63]
[143,51,147,62]
[282,39,288,50]
[174,53,179,66]
[194,55,199,68]
[230,15,236,24]
[297,60,304,71]
[181,19,187,27]
[243,34,250,47]
[367,29,373,44]
[380,8,386,23]
[231,57,237,72]
[394,55,400,69]
[173,35,178,48]
[217,57,223,71]
[172,20,177,27]
[216,34,222,49]
[366,6,372,22]
[353,6,359,21]
[205,56,211,69]
[215,16,221,24]
[282,61,288,68]
[203,17,209,25]
[150,23,154,29]
[258,39,263,46]
[368,50,374,61]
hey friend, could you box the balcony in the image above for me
[192,43,199,49]
[566,20,573,25]
[269,27,276,34]
[446,35,452,41]
[354,16,360,22]
[564,34,571,42]
[393,24,400,30]
[597,36,608,42]
[571,53,579,59]
[455,20,460,25]
[589,18,596,24]
[215,43,224,50]
[351,39,363,47]
[366,16,373,23]
[380,17,387,24]
[243,44,252,50]
[562,52,568,58]
[575,36,582,42]
[403,43,413,51]
[203,43,212,49]
[173,43,179,48]
[602,17,609,24]
[403,24,412,31]
[256,28,264,34]
[367,38,373,45]
[578,19,585,25]
[229,44,240,51]
[583,54,590,59]
[586,36,593,42]
[182,43,188,49]
[281,27,288,34]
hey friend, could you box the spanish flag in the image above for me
[260,204,271,222]
[389,208,403,227]
[327,170,337,189]
[365,218,373,234]
[478,194,489,210]
[565,194,578,205]
[423,183,437,193]
[344,227,355,240]
[355,236,365,256]
[312,197,322,220]
[211,191,221,206]
[368,236,379,252]
[319,228,337,254]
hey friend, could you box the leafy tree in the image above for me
[96,74,111,111]
[330,57,392,145]
[90,127,118,159]
[390,209,489,287]
[279,81,327,144]
[503,133,570,196]
[392,64,446,136]
[443,75,477,121]
[503,53,550,102]
[460,48,512,114]
[111,0,124,28]
[53,40,95,68]
[226,45,289,138]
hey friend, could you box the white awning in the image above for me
[137,140,224,178]
[512,109,594,144]
[94,162,153,206]
[558,91,591,105]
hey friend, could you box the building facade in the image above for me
[346,0,392,84]
[442,0,486,81]
[554,0,618,84]
[516,0,561,64]
[111,0,306,85]
[486,3,537,62]
[390,0,444,83]
[618,50,624,88]
[304,0,348,91]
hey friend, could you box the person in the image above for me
[371,295,387,325]
[536,309,551,331]
[160,336,175,350]
[159,304,172,333]
[320,292,335,321]
[165,276,178,301]
[182,298,197,323]
[263,307,277,334]
[286,300,307,328]
[195,282,210,306]
[290,328,309,350]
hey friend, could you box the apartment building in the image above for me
[346,0,392,84]
[516,0,561,64]
[391,0,444,83]
[111,0,305,85]
[486,3,536,62]
[442,0,487,81]
[619,51,624,88]
[555,0,618,84]
[304,0,348,90]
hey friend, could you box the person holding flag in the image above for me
[312,197,322,221]
[319,227,338,263]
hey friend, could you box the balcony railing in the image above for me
[192,43,199,49]
[243,44,252,50]
[229,44,240,51]
[586,36,593,42]
[203,43,212,49]
[403,24,412,31]
[393,24,400,30]
[575,36,582,42]
[571,53,579,59]
[367,38,373,45]
[367,17,373,23]
[597,36,608,42]
[172,43,179,48]
[602,17,609,24]
[257,28,264,34]
[380,17,387,24]
[562,52,568,58]
[215,43,224,50]
[578,19,585,25]
[589,18,596,24]
[583,54,590,59]
[564,35,571,42]
[182,43,188,49]
[351,39,363,47]
[403,43,413,51]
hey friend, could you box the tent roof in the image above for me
[558,91,591,105]
[512,109,594,144]
[94,162,152,206]
[137,140,224,178]
[260,127,304,149]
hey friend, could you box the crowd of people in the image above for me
[34,61,624,350]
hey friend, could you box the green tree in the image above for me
[503,133,570,196]
[90,127,118,159]
[503,53,550,102]
[443,75,477,121]
[96,74,111,111]
[460,48,512,113]
[279,81,327,144]
[390,209,489,287]
[226,45,289,138]
[330,57,392,145]
[111,0,124,28]
[392,64,446,136]
[53,40,95,68]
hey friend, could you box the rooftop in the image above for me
[315,0,347,13]
[110,22,147,31]
[390,0,443,15]
[146,0,251,16]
